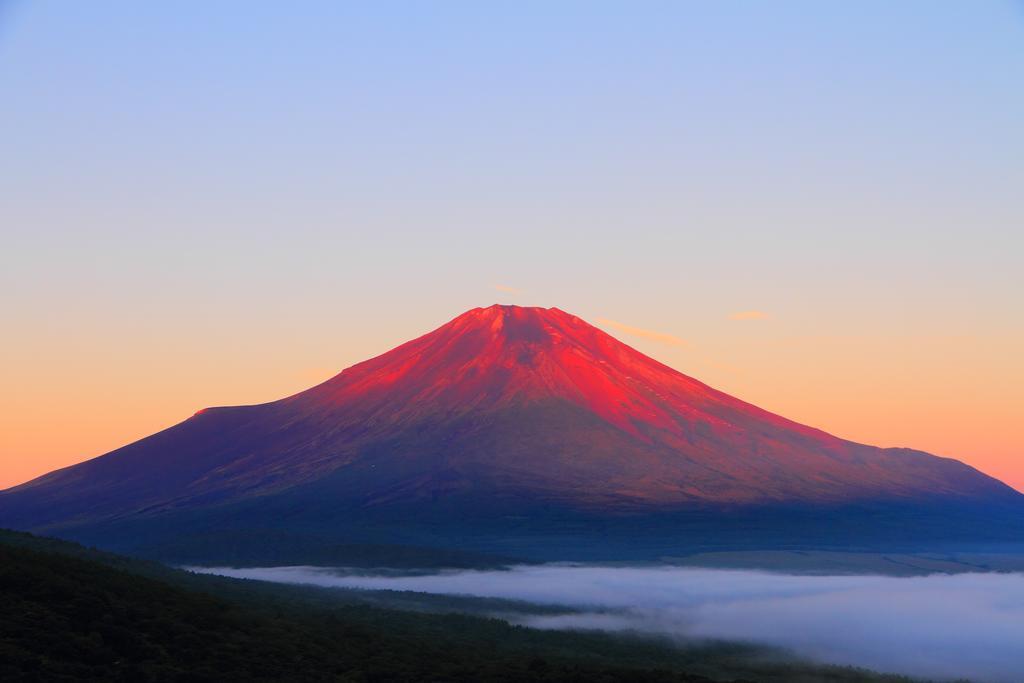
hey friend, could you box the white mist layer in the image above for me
[191,564,1024,682]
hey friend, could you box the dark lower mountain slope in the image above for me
[1,305,1021,561]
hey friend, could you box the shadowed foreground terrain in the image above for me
[0,530,920,683]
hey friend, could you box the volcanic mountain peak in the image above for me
[2,304,1021,559]
[410,304,609,358]
[299,303,716,440]
[300,303,818,446]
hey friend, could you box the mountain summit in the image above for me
[2,305,1021,560]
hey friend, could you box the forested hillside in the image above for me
[0,530,916,683]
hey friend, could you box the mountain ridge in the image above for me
[2,304,1021,560]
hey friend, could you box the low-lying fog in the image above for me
[192,564,1024,682]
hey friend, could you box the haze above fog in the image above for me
[195,564,1024,683]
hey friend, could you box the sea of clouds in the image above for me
[193,564,1024,682]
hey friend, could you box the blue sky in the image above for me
[1,1,1022,488]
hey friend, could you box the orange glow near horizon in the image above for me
[1,308,1021,493]
[2,3,1021,497]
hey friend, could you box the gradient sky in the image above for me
[1,1,1022,490]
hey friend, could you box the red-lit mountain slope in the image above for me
[1,305,1020,558]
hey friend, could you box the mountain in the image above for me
[2,305,1021,561]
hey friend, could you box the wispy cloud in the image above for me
[492,284,522,294]
[729,310,769,321]
[596,318,687,347]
